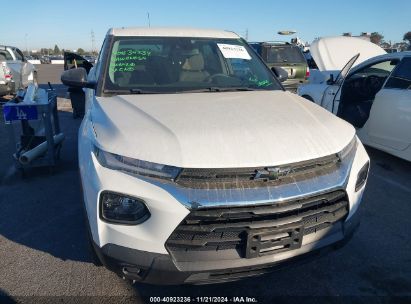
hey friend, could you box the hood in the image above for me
[91,91,355,168]
[310,36,386,71]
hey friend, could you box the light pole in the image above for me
[25,33,28,55]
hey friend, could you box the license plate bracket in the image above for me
[245,224,304,259]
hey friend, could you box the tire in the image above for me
[302,95,314,102]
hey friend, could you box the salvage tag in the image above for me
[217,44,251,60]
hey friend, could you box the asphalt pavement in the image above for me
[0,64,410,303]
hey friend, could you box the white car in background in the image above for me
[298,37,411,162]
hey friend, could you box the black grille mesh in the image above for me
[166,190,348,261]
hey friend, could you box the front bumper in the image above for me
[79,116,370,284]
[93,207,360,285]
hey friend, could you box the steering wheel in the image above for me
[362,75,381,97]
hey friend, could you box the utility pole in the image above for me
[147,12,151,28]
[91,30,96,55]
[245,29,249,41]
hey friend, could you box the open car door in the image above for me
[63,52,93,118]
[363,56,411,151]
[320,53,360,114]
[63,52,93,73]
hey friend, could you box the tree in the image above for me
[394,42,409,51]
[77,48,85,55]
[53,44,60,55]
[370,32,384,45]
[403,31,411,49]
[380,42,391,49]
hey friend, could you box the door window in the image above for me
[0,50,13,61]
[348,59,396,80]
[14,48,24,61]
[385,57,411,90]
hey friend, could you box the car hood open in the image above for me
[91,91,355,168]
[310,36,386,71]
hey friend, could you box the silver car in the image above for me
[0,45,37,96]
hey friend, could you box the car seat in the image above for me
[179,54,209,82]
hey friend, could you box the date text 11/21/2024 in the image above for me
[149,297,258,303]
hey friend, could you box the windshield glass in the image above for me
[103,37,281,94]
[266,46,306,64]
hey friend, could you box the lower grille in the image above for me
[166,190,348,262]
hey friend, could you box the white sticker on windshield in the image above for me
[217,44,251,60]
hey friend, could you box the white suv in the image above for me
[61,27,370,284]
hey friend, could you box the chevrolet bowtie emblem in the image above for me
[253,167,291,181]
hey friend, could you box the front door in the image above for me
[365,56,411,150]
[63,52,93,72]
[16,48,32,88]
[320,54,360,114]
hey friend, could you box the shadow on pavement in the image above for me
[38,83,68,99]
[0,107,94,264]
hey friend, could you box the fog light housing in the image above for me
[100,192,150,225]
[355,161,370,192]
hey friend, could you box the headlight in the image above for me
[93,146,181,180]
[355,161,370,192]
[338,136,357,161]
[100,191,150,224]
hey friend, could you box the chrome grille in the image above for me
[175,154,340,189]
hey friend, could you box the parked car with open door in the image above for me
[298,36,386,103]
[299,48,411,162]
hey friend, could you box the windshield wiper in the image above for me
[208,87,257,92]
[103,89,160,95]
[129,88,161,94]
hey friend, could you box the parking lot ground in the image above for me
[0,65,411,303]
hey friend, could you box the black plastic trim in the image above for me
[92,207,360,285]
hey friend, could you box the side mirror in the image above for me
[326,74,335,85]
[271,67,288,83]
[61,67,96,89]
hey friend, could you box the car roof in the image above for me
[346,51,411,76]
[353,51,411,70]
[107,27,240,39]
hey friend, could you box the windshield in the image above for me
[103,37,282,94]
[266,46,306,64]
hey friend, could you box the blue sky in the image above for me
[1,0,410,51]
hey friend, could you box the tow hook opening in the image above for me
[122,265,145,280]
